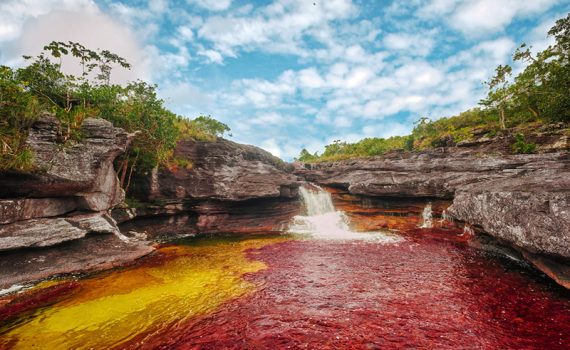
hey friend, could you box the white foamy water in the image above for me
[439,209,453,225]
[288,184,401,243]
[419,202,433,228]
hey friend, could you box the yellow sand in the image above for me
[0,235,286,349]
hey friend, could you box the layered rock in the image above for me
[0,115,153,288]
[122,138,301,237]
[296,146,570,286]
[132,138,299,201]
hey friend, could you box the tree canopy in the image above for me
[0,41,230,191]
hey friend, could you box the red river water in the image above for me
[1,186,570,349]
[124,235,570,349]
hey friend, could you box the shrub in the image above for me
[512,133,536,154]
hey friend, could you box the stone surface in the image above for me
[0,213,123,251]
[296,150,566,199]
[0,116,128,208]
[448,174,570,259]
[0,218,85,251]
[119,138,303,240]
[0,234,154,289]
[297,149,570,264]
[118,198,300,240]
[131,138,300,202]
[0,198,77,224]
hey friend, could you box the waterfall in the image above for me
[438,209,453,225]
[463,224,475,236]
[419,202,433,228]
[288,184,401,242]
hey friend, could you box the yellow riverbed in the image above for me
[0,235,287,349]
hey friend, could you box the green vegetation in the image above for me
[297,15,569,163]
[0,41,229,190]
[512,133,537,154]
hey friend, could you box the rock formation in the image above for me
[0,116,302,289]
[120,138,301,238]
[295,143,570,287]
[0,115,153,289]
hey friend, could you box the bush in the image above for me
[0,41,229,192]
[511,133,536,154]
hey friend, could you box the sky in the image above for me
[0,0,568,160]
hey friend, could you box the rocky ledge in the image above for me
[119,138,301,239]
[0,116,301,290]
[296,139,569,288]
[0,115,153,289]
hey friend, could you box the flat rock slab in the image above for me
[0,213,121,252]
[0,234,155,290]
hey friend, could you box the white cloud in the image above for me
[0,0,98,42]
[159,81,212,116]
[0,3,148,83]
[419,0,559,35]
[177,25,195,42]
[362,122,412,138]
[198,49,224,64]
[197,0,357,59]
[383,32,435,56]
[261,138,282,158]
[187,0,233,12]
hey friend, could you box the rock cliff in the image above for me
[119,138,301,238]
[0,117,302,289]
[0,115,153,289]
[296,144,570,287]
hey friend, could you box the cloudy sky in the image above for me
[1,0,568,159]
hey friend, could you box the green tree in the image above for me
[191,115,230,138]
[481,64,513,129]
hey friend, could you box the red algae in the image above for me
[125,231,570,350]
[0,281,80,324]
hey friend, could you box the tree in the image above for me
[481,14,570,124]
[481,64,513,129]
[192,115,230,138]
[296,148,318,162]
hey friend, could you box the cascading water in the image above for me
[439,209,453,225]
[419,202,433,228]
[288,184,401,242]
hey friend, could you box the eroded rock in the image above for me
[131,138,300,202]
[0,213,122,251]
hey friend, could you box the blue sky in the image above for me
[0,0,568,159]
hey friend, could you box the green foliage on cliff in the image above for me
[298,15,569,163]
[511,133,537,154]
[0,41,229,178]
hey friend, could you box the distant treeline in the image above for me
[297,14,569,163]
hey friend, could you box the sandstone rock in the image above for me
[297,150,570,264]
[0,233,154,289]
[0,213,122,251]
[131,138,300,202]
[0,116,128,205]
[0,198,77,224]
[448,172,570,259]
[0,218,85,251]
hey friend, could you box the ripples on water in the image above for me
[1,185,570,349]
